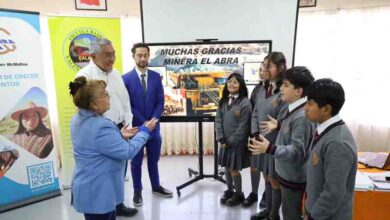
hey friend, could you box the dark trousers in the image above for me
[84,211,116,220]
[116,123,127,209]
[131,134,162,192]
[280,185,305,220]
[116,123,128,178]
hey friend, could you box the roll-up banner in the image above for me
[0,9,61,212]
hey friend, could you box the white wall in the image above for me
[302,0,390,11]
[121,16,143,73]
[142,0,299,67]
[0,0,140,16]
[295,6,390,151]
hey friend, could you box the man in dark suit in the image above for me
[122,43,172,207]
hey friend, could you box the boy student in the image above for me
[249,66,315,220]
[304,79,357,220]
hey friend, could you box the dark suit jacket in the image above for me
[122,68,164,137]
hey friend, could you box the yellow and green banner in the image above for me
[48,16,122,186]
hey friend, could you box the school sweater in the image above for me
[251,84,287,172]
[215,97,252,148]
[251,85,287,139]
[306,117,357,220]
[266,98,314,189]
[249,82,263,109]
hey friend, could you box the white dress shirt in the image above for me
[269,81,277,94]
[316,114,342,135]
[135,67,148,90]
[76,60,133,126]
[288,97,307,112]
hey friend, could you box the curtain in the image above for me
[160,122,215,156]
[295,6,390,151]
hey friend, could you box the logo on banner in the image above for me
[0,28,17,55]
[63,27,104,72]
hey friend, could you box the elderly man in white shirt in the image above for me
[76,38,132,127]
[76,38,137,217]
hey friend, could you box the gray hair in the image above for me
[90,38,112,54]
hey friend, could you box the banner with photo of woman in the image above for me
[0,9,61,212]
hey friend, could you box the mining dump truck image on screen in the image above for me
[148,41,271,117]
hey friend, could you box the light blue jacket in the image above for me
[70,109,149,214]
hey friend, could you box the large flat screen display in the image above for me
[148,41,271,117]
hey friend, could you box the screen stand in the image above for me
[160,116,225,197]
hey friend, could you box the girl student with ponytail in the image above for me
[244,55,270,208]
[250,52,288,220]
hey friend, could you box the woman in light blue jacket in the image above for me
[69,76,158,220]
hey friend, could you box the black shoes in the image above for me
[242,192,258,207]
[259,191,267,209]
[220,190,234,204]
[152,186,173,197]
[116,203,138,217]
[133,186,172,207]
[250,209,269,220]
[267,214,280,220]
[226,192,245,206]
[221,191,245,206]
[133,191,143,206]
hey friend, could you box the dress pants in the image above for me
[131,134,162,192]
[84,211,116,220]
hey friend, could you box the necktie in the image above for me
[141,73,147,95]
[310,131,320,150]
[313,131,320,145]
[229,97,235,105]
[228,94,238,105]
[314,131,320,142]
[266,84,273,98]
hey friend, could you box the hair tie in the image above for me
[69,82,78,96]
[69,77,87,96]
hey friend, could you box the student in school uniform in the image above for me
[303,79,357,220]
[249,66,315,220]
[244,56,270,208]
[249,56,270,107]
[215,72,252,206]
[250,52,288,220]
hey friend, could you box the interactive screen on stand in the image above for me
[148,41,271,117]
